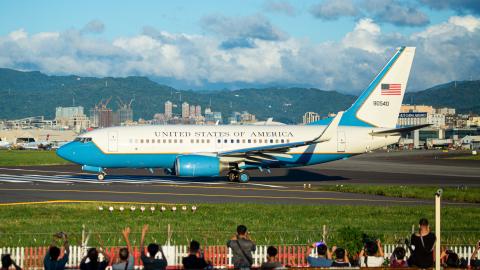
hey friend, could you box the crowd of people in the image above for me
[1,218,480,269]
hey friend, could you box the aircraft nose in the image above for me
[56,142,76,162]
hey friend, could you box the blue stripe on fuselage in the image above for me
[57,141,352,169]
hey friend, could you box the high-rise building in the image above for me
[55,107,84,121]
[302,112,320,124]
[165,101,173,119]
[195,105,202,117]
[182,102,190,119]
[189,105,196,118]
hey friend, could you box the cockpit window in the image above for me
[74,137,92,143]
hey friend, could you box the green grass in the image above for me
[0,202,478,247]
[0,150,70,166]
[450,154,480,160]
[314,185,480,203]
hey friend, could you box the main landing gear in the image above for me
[97,172,106,181]
[227,170,250,183]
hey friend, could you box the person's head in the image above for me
[148,243,159,257]
[364,241,378,256]
[189,240,200,253]
[445,250,460,267]
[236,225,247,236]
[119,247,129,261]
[317,244,328,256]
[393,247,406,260]
[267,246,278,258]
[1,254,13,268]
[334,248,345,261]
[87,248,99,263]
[49,246,61,261]
[419,218,429,229]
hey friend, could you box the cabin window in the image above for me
[270,139,274,143]
[224,139,228,143]
[157,139,161,143]
[140,139,144,143]
[146,139,149,143]
[248,139,251,143]
[163,139,167,143]
[191,139,195,143]
[287,139,290,143]
[196,139,200,143]
[281,139,285,143]
[217,139,221,143]
[237,139,240,143]
[242,139,246,143]
[168,139,172,143]
[207,139,210,143]
[135,139,138,143]
[200,139,204,143]
[259,139,263,143]
[253,139,257,143]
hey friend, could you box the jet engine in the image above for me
[174,155,233,177]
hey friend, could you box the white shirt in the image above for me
[360,256,385,267]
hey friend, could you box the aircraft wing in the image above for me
[218,111,343,157]
[370,124,431,136]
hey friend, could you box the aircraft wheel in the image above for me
[227,171,238,182]
[97,173,105,181]
[238,172,250,183]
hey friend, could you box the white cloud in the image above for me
[0,15,479,93]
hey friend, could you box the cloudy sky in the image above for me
[0,0,479,93]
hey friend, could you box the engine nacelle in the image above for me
[175,155,230,177]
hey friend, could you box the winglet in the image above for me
[313,111,344,142]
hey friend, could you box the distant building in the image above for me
[182,102,190,119]
[303,112,321,124]
[397,112,428,127]
[427,113,446,128]
[90,99,114,128]
[55,106,89,131]
[400,105,434,114]
[116,99,134,125]
[195,105,202,117]
[436,107,456,115]
[467,116,480,127]
[164,101,173,119]
[189,105,196,118]
[205,109,222,124]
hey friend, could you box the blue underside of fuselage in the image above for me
[57,141,351,170]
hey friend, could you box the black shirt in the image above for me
[140,254,167,270]
[80,261,108,270]
[410,232,436,268]
[182,254,210,270]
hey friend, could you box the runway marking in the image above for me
[245,183,287,188]
[0,167,92,175]
[0,187,434,204]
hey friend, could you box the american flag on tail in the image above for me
[381,83,401,95]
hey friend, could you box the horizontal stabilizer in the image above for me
[370,124,431,136]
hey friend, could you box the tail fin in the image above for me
[340,46,416,128]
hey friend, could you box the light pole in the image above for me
[435,188,443,270]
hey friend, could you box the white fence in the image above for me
[1,244,478,269]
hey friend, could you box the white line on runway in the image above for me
[0,174,73,184]
[0,167,94,175]
[244,183,287,188]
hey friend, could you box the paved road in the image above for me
[0,150,478,206]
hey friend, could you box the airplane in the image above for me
[57,46,426,182]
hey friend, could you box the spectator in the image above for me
[1,254,22,270]
[182,240,212,270]
[471,240,480,269]
[359,239,385,267]
[140,225,167,270]
[389,247,408,268]
[441,249,460,268]
[408,218,436,268]
[227,225,256,269]
[112,227,134,270]
[44,232,70,270]
[331,247,350,267]
[260,246,283,270]
[80,247,110,270]
[306,242,332,267]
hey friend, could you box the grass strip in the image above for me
[0,150,70,166]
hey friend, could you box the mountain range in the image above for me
[0,68,479,123]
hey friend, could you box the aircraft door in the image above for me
[337,131,346,152]
[108,131,118,152]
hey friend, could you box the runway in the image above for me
[0,150,478,206]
